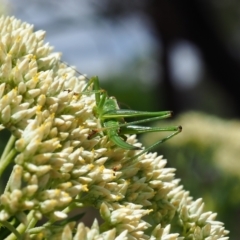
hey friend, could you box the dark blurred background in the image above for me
[3,0,240,238]
[6,0,240,117]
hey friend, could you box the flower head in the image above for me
[0,16,229,239]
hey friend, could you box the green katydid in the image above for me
[82,75,182,159]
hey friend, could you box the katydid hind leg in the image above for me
[119,125,181,135]
[100,114,174,132]
[102,109,172,120]
[130,126,182,160]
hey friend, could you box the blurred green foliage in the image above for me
[100,75,160,112]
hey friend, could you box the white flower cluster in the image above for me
[0,16,229,239]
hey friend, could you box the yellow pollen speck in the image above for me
[55,189,61,195]
[126,180,130,185]
[73,95,78,101]
[16,36,21,42]
[82,185,89,192]
[62,73,68,79]
[56,144,62,149]
[27,55,36,61]
[88,164,94,170]
[115,195,121,201]
[62,192,70,197]
[147,209,153,214]
[36,232,44,238]
[99,166,105,172]
[33,73,39,82]
[39,125,45,131]
[36,105,42,112]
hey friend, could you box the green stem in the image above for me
[0,135,16,162]
[0,148,17,177]
[0,221,21,240]
[27,226,45,235]
[5,211,36,240]
[25,213,39,231]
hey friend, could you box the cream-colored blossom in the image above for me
[0,16,228,239]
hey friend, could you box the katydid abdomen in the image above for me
[104,120,140,150]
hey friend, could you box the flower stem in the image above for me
[1,135,16,161]
[5,211,37,240]
[0,221,21,240]
[0,135,17,176]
